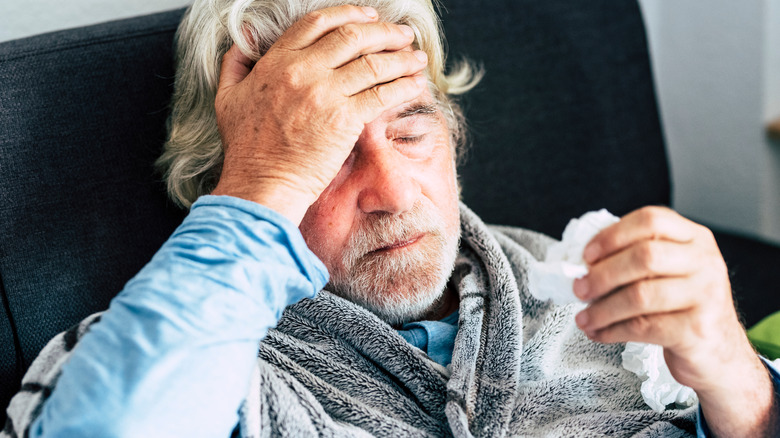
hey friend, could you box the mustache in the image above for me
[341,202,442,268]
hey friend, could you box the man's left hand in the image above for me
[572,206,776,437]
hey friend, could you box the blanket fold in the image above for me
[243,204,696,437]
[4,203,697,437]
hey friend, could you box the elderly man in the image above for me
[3,0,778,437]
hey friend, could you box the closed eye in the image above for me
[394,135,425,144]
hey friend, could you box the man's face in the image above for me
[298,89,461,325]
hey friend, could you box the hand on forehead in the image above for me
[212,5,430,224]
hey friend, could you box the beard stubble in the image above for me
[327,201,461,325]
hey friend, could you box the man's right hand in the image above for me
[211,5,429,224]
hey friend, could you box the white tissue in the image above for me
[527,209,697,413]
[621,342,698,412]
[527,209,619,305]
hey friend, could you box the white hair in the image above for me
[157,0,482,208]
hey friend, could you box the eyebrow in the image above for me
[394,102,439,121]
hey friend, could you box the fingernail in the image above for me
[583,242,600,263]
[575,311,589,328]
[414,74,427,87]
[361,7,378,18]
[573,278,589,299]
[413,50,427,63]
[400,25,415,38]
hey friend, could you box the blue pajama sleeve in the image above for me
[29,195,328,438]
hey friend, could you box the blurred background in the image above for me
[638,0,780,246]
[3,0,780,246]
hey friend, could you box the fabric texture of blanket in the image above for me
[3,204,696,437]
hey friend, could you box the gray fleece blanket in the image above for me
[4,204,696,437]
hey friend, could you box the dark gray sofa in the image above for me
[2,0,779,429]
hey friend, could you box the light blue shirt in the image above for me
[28,195,779,437]
[397,310,459,367]
[30,196,328,438]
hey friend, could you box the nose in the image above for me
[354,142,420,216]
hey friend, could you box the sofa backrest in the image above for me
[0,0,668,423]
[446,0,669,236]
[0,9,188,419]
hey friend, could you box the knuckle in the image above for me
[638,207,663,231]
[369,85,389,108]
[335,24,362,46]
[362,54,385,79]
[627,315,653,337]
[279,66,306,91]
[302,10,328,29]
[634,242,659,272]
[629,282,652,309]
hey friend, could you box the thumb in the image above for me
[218,44,254,90]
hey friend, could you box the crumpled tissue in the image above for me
[527,209,697,413]
[528,209,619,305]
[621,342,697,412]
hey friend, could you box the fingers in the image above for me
[583,310,694,346]
[350,74,428,123]
[218,44,255,91]
[311,22,417,68]
[584,207,703,264]
[275,5,379,51]
[576,277,698,335]
[336,49,427,95]
[570,206,733,357]
[574,239,700,301]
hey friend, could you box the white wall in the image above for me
[4,0,780,245]
[762,1,780,242]
[639,0,780,244]
[0,0,192,43]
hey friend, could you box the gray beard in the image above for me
[327,203,460,326]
